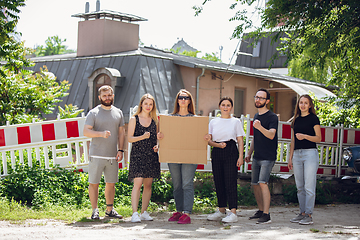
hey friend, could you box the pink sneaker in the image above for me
[168,212,183,221]
[177,214,191,224]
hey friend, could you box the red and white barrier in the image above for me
[1,112,359,178]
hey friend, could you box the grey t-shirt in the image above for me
[85,105,125,158]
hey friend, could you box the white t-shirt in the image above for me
[209,117,245,143]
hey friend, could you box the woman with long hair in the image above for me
[206,97,245,223]
[158,89,197,224]
[288,94,321,225]
[128,93,160,223]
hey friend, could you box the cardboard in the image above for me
[159,115,209,164]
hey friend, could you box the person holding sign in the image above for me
[206,97,245,223]
[157,89,197,224]
[128,93,160,223]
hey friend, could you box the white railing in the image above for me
[0,115,92,177]
[1,111,359,178]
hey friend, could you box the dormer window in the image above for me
[252,41,261,57]
[94,73,111,107]
[88,67,124,109]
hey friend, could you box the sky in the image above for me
[17,0,263,64]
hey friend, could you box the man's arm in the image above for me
[116,126,125,162]
[83,124,110,138]
[253,119,277,140]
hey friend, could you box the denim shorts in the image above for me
[251,159,275,185]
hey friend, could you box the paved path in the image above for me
[1,204,359,239]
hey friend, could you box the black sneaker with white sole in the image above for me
[105,209,123,219]
[91,209,100,220]
[256,213,271,224]
[249,210,263,220]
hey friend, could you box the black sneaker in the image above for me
[105,209,123,219]
[91,209,100,220]
[249,210,263,220]
[256,213,271,224]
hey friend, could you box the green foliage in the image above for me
[58,104,84,119]
[169,47,221,62]
[283,184,298,203]
[0,165,89,208]
[0,0,32,76]
[237,184,257,206]
[196,0,360,123]
[34,35,75,56]
[0,66,71,125]
[312,95,360,128]
[201,52,222,62]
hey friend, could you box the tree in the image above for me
[34,35,75,56]
[0,0,32,76]
[0,66,71,125]
[201,52,221,62]
[195,0,360,125]
[169,47,221,62]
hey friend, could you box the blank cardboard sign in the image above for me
[159,115,209,164]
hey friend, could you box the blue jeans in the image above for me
[292,148,319,215]
[168,163,197,214]
[251,159,275,184]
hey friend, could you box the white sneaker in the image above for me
[140,211,153,221]
[131,212,141,223]
[207,209,226,221]
[222,212,238,223]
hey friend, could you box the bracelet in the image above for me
[118,149,124,152]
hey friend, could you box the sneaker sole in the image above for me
[256,220,271,224]
[299,222,313,225]
[140,218,153,221]
[105,215,123,219]
[207,218,223,221]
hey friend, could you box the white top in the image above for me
[209,117,245,143]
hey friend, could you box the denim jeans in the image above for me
[168,163,197,214]
[292,148,319,215]
[251,159,275,185]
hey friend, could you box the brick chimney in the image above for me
[72,1,147,57]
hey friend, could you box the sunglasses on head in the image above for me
[178,96,190,100]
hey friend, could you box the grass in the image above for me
[0,197,133,222]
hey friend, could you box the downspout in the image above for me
[196,68,205,115]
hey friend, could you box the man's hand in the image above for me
[116,151,123,162]
[244,155,251,163]
[103,130,111,138]
[253,119,262,130]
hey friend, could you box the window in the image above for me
[94,73,111,106]
[252,41,261,57]
[234,89,244,117]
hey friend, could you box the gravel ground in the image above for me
[1,204,359,240]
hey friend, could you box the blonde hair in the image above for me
[134,93,158,124]
[98,85,114,95]
[172,89,196,115]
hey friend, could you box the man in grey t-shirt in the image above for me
[84,85,125,220]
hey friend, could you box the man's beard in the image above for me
[255,102,266,109]
[100,98,113,106]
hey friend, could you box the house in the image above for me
[235,32,289,75]
[171,38,198,54]
[29,7,335,123]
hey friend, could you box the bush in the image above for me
[0,164,89,209]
